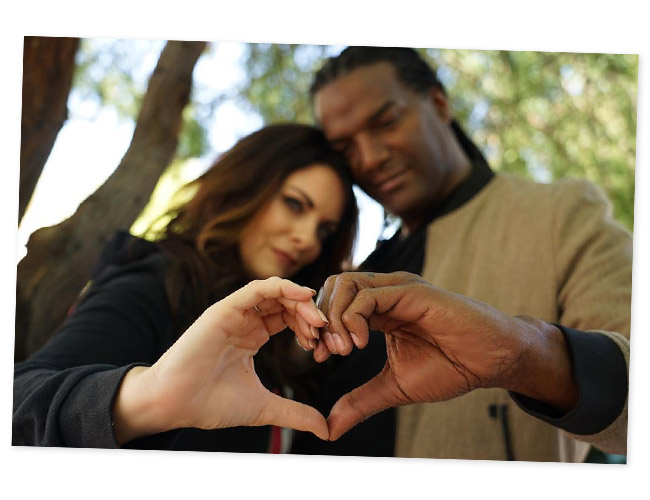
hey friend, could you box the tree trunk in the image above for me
[20,36,80,223]
[15,40,207,361]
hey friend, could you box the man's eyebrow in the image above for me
[286,185,314,208]
[328,100,397,145]
[367,100,397,122]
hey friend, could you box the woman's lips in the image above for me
[272,249,296,268]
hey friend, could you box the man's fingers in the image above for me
[340,284,436,341]
[321,275,359,354]
[315,275,338,313]
[313,339,331,363]
[327,364,404,441]
[261,392,329,441]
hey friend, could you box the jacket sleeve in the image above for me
[13,253,173,448]
[512,179,631,455]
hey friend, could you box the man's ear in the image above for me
[428,87,452,124]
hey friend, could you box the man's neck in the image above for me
[401,150,472,236]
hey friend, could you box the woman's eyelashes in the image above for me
[283,194,336,242]
[283,195,304,214]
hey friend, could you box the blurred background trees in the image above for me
[16,38,638,361]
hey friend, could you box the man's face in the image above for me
[314,62,460,229]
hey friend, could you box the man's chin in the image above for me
[378,192,412,217]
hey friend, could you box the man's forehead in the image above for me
[314,63,404,136]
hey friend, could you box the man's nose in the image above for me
[355,133,389,173]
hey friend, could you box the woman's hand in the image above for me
[112,277,328,445]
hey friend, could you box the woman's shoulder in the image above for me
[90,231,167,282]
[63,232,174,343]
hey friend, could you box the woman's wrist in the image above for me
[112,366,171,445]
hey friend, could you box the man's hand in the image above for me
[313,272,578,441]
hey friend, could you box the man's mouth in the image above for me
[375,170,407,194]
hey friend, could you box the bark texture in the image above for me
[15,40,207,361]
[20,36,80,223]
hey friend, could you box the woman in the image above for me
[13,124,358,451]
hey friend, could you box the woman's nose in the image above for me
[290,219,320,253]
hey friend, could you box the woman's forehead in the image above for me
[283,165,346,220]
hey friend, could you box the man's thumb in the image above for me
[327,367,399,441]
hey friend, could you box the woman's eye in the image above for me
[283,196,303,213]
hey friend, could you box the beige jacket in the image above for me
[395,174,631,462]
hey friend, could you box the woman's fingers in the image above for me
[259,391,329,441]
[225,277,316,314]
[292,311,316,350]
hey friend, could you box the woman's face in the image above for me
[239,164,346,279]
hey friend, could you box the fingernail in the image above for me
[324,331,337,353]
[333,333,345,353]
[295,337,309,352]
[305,287,317,296]
[317,309,329,325]
[310,325,320,339]
[308,339,317,350]
[350,332,361,348]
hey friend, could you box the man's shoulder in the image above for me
[487,173,608,206]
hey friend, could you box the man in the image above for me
[292,46,630,461]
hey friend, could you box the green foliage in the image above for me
[429,49,637,229]
[238,44,341,124]
[72,38,211,160]
[177,105,209,160]
[238,45,638,230]
[72,38,162,120]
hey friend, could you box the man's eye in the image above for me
[338,144,357,163]
[283,196,303,213]
[334,143,350,155]
[378,115,399,128]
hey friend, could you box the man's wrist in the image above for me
[502,317,578,413]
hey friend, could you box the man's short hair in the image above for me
[310,46,444,98]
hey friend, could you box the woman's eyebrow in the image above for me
[286,185,314,208]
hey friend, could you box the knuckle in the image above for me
[395,271,414,280]
[341,309,356,325]
[324,274,339,288]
